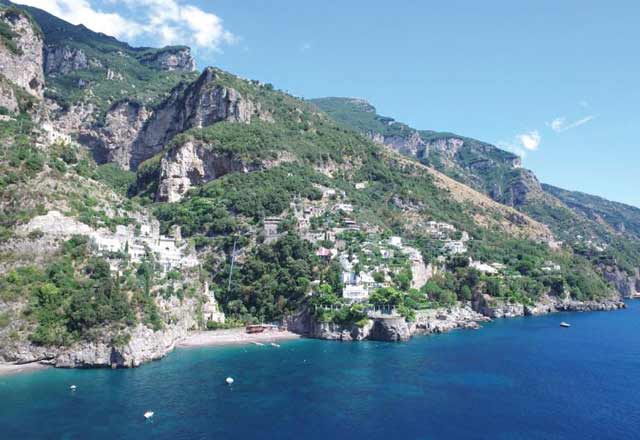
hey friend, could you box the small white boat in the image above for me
[251,342,264,346]
[69,385,76,390]
[225,377,234,385]
[560,322,571,328]
[270,343,280,348]
[144,411,154,419]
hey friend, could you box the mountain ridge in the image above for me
[0,2,636,369]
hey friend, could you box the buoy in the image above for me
[69,385,77,390]
[144,411,154,419]
[225,377,234,385]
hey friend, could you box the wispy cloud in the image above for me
[547,115,595,133]
[299,42,312,52]
[16,0,236,51]
[518,130,541,151]
[498,130,541,158]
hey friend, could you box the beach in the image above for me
[0,361,48,377]
[177,328,301,347]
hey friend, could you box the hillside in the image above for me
[310,97,640,285]
[0,2,633,367]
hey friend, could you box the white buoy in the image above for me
[226,377,234,385]
[69,385,77,390]
[144,411,154,419]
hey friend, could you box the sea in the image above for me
[2,301,640,440]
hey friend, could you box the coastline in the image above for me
[0,361,48,377]
[0,299,629,376]
[177,328,301,348]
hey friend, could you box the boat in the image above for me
[69,385,76,390]
[225,377,234,385]
[251,341,264,346]
[270,343,280,348]
[144,411,154,419]
[246,324,265,334]
[560,322,571,328]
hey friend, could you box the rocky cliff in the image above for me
[78,67,270,169]
[138,46,196,72]
[1,297,201,368]
[0,7,44,99]
[43,44,94,75]
[156,140,262,202]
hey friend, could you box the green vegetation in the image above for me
[214,233,328,323]
[94,163,136,196]
[0,236,165,346]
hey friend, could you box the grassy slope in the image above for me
[310,96,640,275]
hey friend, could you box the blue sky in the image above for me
[19,0,640,207]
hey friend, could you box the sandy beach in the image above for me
[177,328,302,348]
[0,361,48,377]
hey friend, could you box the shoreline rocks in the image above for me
[287,296,627,345]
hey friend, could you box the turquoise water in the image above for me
[2,302,640,440]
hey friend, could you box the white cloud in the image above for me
[518,130,541,151]
[16,0,141,39]
[16,0,236,51]
[300,42,312,52]
[498,130,541,158]
[547,115,595,133]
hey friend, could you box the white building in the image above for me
[343,284,369,302]
[443,240,467,254]
[470,260,498,274]
[388,236,402,247]
[334,203,354,213]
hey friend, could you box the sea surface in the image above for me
[2,302,640,440]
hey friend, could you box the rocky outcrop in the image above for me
[0,8,44,98]
[132,68,267,167]
[286,309,373,341]
[0,81,17,112]
[474,293,626,318]
[77,67,268,170]
[494,169,543,207]
[80,100,150,168]
[0,295,203,368]
[138,46,196,72]
[602,267,640,298]
[43,45,92,75]
[156,140,261,202]
[369,317,411,342]
[412,306,489,334]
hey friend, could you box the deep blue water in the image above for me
[2,302,640,440]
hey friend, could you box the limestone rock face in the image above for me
[43,45,90,75]
[129,67,268,169]
[369,317,411,342]
[602,266,640,298]
[0,84,17,112]
[0,297,202,368]
[412,306,489,334]
[474,293,626,319]
[285,309,373,341]
[80,101,150,168]
[138,46,196,72]
[156,140,259,202]
[0,9,44,98]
